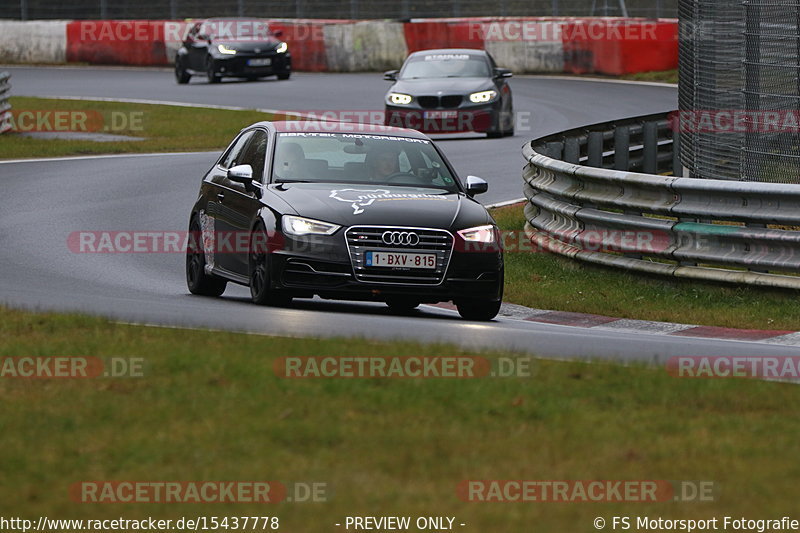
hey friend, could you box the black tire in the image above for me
[386,297,420,314]
[186,218,227,297]
[249,223,292,306]
[277,71,291,80]
[455,299,502,321]
[206,58,221,84]
[175,58,191,84]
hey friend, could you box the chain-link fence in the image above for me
[5,0,676,21]
[679,0,800,184]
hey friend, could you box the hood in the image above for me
[212,38,280,52]
[269,183,486,229]
[389,77,494,96]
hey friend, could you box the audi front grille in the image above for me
[345,226,454,285]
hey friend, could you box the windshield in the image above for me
[400,53,490,79]
[272,132,460,192]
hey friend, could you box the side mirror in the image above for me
[494,68,513,79]
[383,70,399,81]
[465,175,488,196]
[228,164,253,183]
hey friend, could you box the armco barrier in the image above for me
[324,21,408,72]
[0,20,67,63]
[563,19,678,75]
[0,71,11,134]
[3,17,677,75]
[523,112,800,290]
[67,20,168,65]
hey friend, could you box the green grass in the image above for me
[493,204,800,329]
[0,97,280,159]
[2,307,800,529]
[621,69,679,84]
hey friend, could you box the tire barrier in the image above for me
[0,72,11,134]
[1,17,678,75]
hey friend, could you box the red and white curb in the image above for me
[425,302,800,346]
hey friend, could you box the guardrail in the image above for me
[0,71,11,134]
[522,111,800,290]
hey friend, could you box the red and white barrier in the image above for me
[0,17,678,75]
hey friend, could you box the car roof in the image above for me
[253,121,432,139]
[200,17,270,22]
[408,48,488,58]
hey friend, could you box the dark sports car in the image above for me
[383,49,514,137]
[175,18,291,84]
[186,121,504,320]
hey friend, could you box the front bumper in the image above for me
[385,101,501,134]
[210,53,291,77]
[269,229,503,303]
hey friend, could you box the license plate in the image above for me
[423,110,458,119]
[365,251,436,269]
[248,58,272,67]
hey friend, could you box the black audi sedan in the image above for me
[383,49,514,137]
[175,18,291,84]
[186,121,504,320]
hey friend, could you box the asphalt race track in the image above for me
[4,66,797,360]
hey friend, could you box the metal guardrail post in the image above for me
[587,131,604,167]
[642,121,658,175]
[564,137,580,164]
[614,126,630,171]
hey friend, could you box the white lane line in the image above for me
[486,198,525,209]
[0,151,215,164]
[520,74,678,88]
[31,94,293,114]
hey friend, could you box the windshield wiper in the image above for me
[275,179,313,184]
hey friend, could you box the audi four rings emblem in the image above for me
[382,231,420,246]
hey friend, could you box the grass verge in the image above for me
[492,204,800,329]
[0,97,279,159]
[621,69,678,84]
[1,306,800,529]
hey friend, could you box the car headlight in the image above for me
[217,44,237,55]
[276,42,288,54]
[469,90,498,103]
[458,225,498,244]
[389,93,413,105]
[282,215,340,236]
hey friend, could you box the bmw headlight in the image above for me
[458,225,498,243]
[217,44,237,55]
[276,42,288,54]
[469,90,498,103]
[282,215,340,236]
[389,93,413,105]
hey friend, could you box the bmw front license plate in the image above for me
[365,252,436,269]
[423,110,458,119]
[247,58,272,67]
